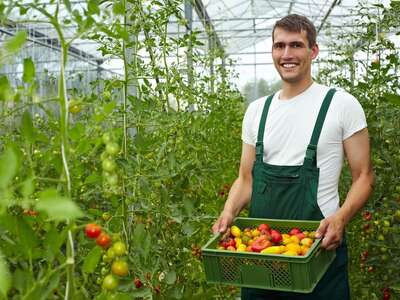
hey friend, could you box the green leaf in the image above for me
[383,93,400,106]
[63,0,72,12]
[0,76,13,102]
[20,177,35,198]
[133,223,145,245]
[83,246,102,274]
[16,217,39,250]
[37,189,84,221]
[0,147,18,189]
[21,111,35,143]
[103,101,116,114]
[165,270,176,285]
[4,31,27,53]
[0,251,11,298]
[130,288,152,297]
[87,0,100,15]
[22,58,35,83]
[112,1,124,15]
[44,226,68,260]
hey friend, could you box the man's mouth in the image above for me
[280,63,298,69]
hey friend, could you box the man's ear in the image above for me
[311,43,319,60]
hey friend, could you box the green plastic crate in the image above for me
[202,217,336,293]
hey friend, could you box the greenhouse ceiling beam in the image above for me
[192,0,223,50]
[2,21,104,67]
[287,1,294,14]
[317,0,340,33]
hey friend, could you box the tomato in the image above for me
[251,236,272,252]
[102,158,116,172]
[68,99,82,114]
[133,278,142,289]
[100,151,109,161]
[258,223,270,233]
[270,229,282,244]
[102,212,112,221]
[102,274,118,290]
[289,227,302,235]
[111,260,129,277]
[220,237,235,249]
[96,233,112,249]
[23,209,38,217]
[106,142,119,156]
[363,211,372,221]
[112,241,127,256]
[102,132,112,144]
[105,173,118,186]
[85,223,102,239]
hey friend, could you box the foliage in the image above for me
[317,1,400,299]
[0,0,244,299]
[242,79,282,104]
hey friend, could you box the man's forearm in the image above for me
[337,171,375,225]
[222,176,253,217]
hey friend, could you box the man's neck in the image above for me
[279,78,314,100]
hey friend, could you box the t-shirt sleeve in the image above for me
[339,92,367,140]
[241,102,258,146]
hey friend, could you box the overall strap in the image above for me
[256,94,274,162]
[304,88,336,167]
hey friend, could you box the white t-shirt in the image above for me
[242,82,367,217]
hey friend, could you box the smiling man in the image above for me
[212,14,374,299]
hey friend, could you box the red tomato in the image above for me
[85,223,102,239]
[251,236,272,252]
[134,278,143,289]
[295,232,306,240]
[220,237,236,249]
[270,229,282,244]
[289,227,302,235]
[258,223,270,233]
[96,233,112,248]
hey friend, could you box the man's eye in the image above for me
[273,43,284,49]
[292,43,302,48]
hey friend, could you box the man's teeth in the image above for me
[282,64,297,68]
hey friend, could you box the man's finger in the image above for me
[315,219,328,239]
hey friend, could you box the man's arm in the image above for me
[212,143,255,234]
[316,128,375,250]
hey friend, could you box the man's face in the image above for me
[272,27,319,84]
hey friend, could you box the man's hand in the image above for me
[212,210,235,234]
[315,214,345,250]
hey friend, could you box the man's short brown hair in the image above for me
[272,14,317,48]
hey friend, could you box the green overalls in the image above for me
[241,89,350,300]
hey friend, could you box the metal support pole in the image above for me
[185,0,193,86]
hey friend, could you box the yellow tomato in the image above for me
[282,250,298,256]
[308,231,317,239]
[302,231,309,238]
[290,235,300,244]
[260,246,285,254]
[300,245,310,256]
[300,238,314,247]
[237,244,247,252]
[241,235,251,245]
[282,237,291,245]
[282,234,290,240]
[230,225,241,238]
[285,243,301,255]
[251,229,261,237]
[234,237,242,246]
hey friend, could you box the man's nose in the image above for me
[282,45,293,58]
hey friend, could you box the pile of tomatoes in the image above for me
[217,223,317,256]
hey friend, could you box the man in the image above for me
[212,14,374,299]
